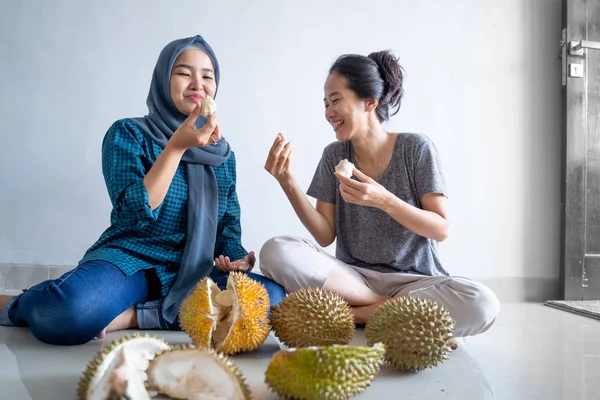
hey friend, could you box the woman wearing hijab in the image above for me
[0,35,285,346]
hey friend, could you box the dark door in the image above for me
[560,0,600,299]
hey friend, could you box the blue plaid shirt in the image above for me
[79,119,247,296]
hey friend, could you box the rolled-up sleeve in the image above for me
[102,120,161,230]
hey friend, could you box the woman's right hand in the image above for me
[167,103,220,152]
[265,134,294,186]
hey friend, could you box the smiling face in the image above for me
[323,71,377,141]
[170,49,217,115]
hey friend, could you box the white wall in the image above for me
[0,0,562,279]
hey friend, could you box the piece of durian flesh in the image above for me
[147,346,250,400]
[106,347,151,400]
[335,159,355,178]
[200,95,217,117]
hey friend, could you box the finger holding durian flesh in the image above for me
[147,346,251,400]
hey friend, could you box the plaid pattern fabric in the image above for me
[79,119,247,296]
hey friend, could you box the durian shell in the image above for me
[365,296,455,372]
[146,344,251,400]
[178,277,218,349]
[217,272,271,355]
[270,288,355,348]
[265,343,386,400]
[77,333,170,400]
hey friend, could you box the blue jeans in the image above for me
[0,260,285,346]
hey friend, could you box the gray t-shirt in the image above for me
[307,133,449,276]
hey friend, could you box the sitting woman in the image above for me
[0,35,285,346]
[261,50,499,337]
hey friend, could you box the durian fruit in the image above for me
[200,95,217,117]
[106,347,150,400]
[335,159,355,178]
[265,343,386,400]
[77,333,170,400]
[179,271,270,355]
[365,296,455,372]
[270,288,354,348]
[147,345,250,400]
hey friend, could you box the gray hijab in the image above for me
[131,35,230,323]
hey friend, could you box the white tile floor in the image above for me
[1,302,599,399]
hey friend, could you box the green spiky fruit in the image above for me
[365,296,455,372]
[265,343,385,400]
[147,345,250,400]
[270,288,354,348]
[77,333,170,400]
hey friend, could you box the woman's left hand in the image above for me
[215,251,256,273]
[335,169,391,209]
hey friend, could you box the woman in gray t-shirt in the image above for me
[261,51,499,338]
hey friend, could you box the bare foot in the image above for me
[95,307,137,339]
[0,295,14,311]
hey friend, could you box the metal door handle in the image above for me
[569,40,600,55]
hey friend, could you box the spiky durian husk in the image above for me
[147,345,251,400]
[217,272,270,355]
[365,296,455,372]
[270,288,354,348]
[178,277,217,348]
[77,333,170,400]
[265,343,386,400]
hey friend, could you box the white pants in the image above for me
[259,236,500,338]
